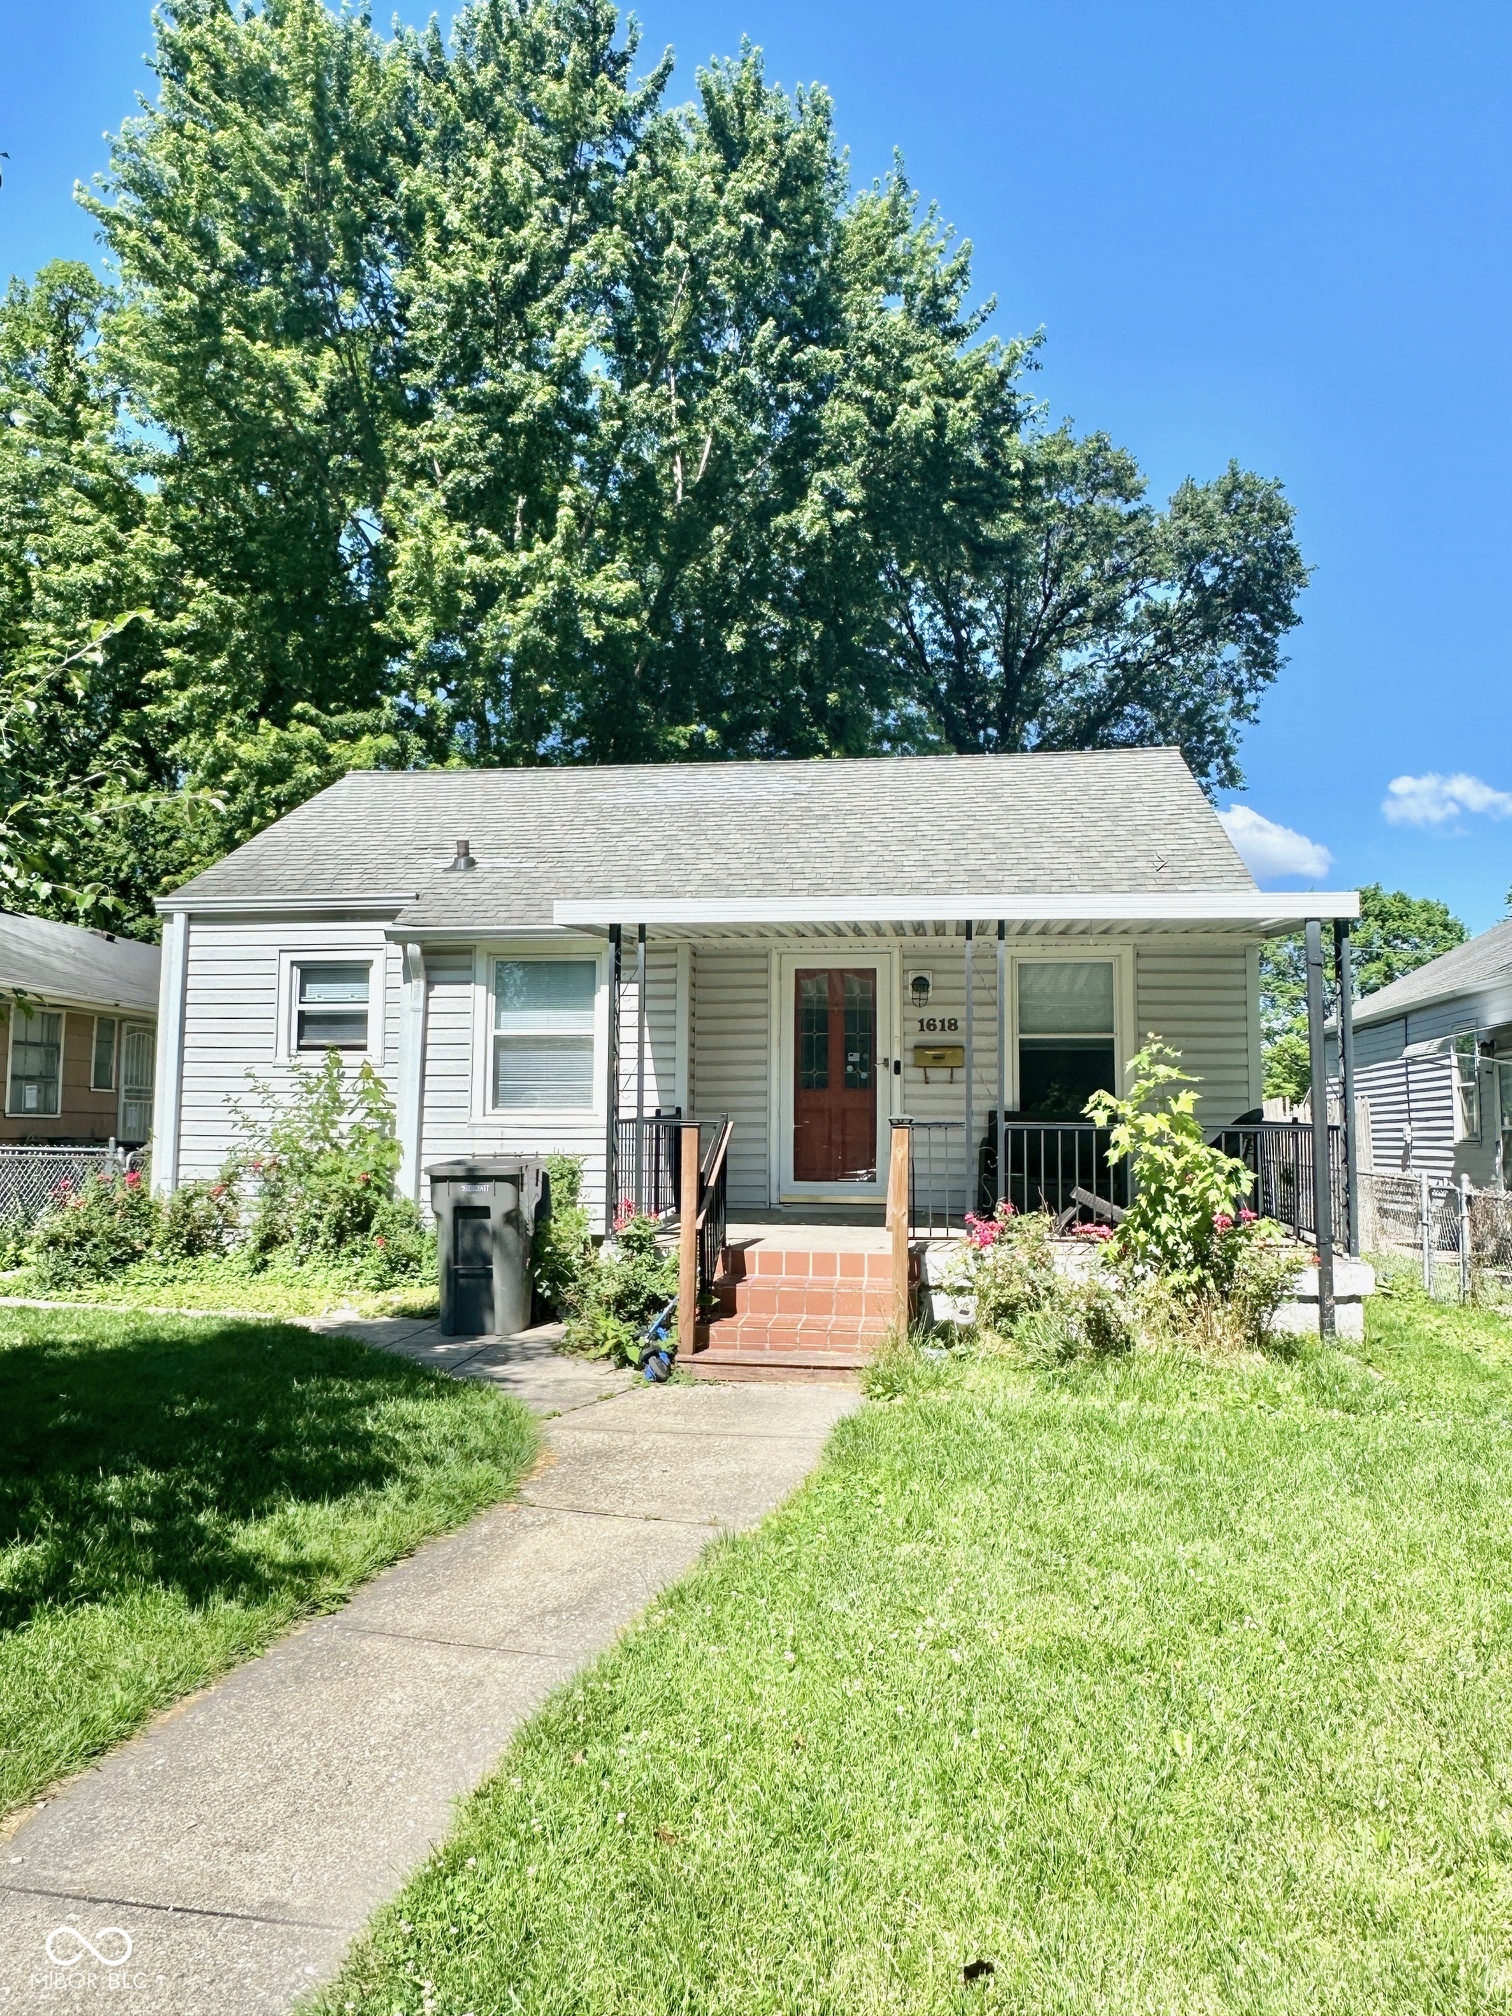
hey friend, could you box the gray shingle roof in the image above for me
[0,912,160,1013]
[160,749,1257,926]
[1352,916,1512,1027]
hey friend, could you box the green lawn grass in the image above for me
[2,1252,440,1319]
[0,1305,534,1814]
[324,1292,1512,2016]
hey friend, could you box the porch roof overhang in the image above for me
[549,891,1361,938]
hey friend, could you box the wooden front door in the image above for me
[793,969,878,1183]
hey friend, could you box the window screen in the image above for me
[296,964,370,1051]
[92,1016,118,1091]
[493,959,596,1108]
[10,1011,62,1117]
[1017,961,1116,1119]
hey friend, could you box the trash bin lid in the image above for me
[426,1156,541,1182]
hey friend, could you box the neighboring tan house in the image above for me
[151,749,1358,1230]
[1340,917,1512,1189]
[0,913,160,1146]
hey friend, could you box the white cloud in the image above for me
[1381,771,1512,827]
[1218,805,1333,881]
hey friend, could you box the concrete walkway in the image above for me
[0,1327,859,2015]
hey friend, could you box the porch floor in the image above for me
[726,1212,889,1254]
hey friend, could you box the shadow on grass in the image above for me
[0,1311,497,1629]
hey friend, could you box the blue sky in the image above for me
[4,0,1510,929]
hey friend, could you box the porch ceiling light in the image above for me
[909,971,932,1009]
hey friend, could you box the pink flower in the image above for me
[1238,1208,1257,1224]
[374,1234,386,1248]
[124,1170,142,1189]
[1213,1213,1234,1233]
[1072,1222,1115,1241]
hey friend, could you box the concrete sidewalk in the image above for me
[0,1328,859,2015]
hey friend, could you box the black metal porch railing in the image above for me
[1208,1121,1346,1248]
[614,1110,683,1221]
[897,1115,1348,1248]
[696,1117,733,1300]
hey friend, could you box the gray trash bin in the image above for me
[428,1157,550,1338]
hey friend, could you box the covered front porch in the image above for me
[579,887,1366,1366]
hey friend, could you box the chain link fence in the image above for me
[0,1144,141,1231]
[1362,1171,1512,1306]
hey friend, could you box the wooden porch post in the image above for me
[1305,918,1337,1337]
[888,1120,911,1336]
[677,1122,700,1361]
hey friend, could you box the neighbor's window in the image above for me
[1017,960,1117,1120]
[92,1015,118,1092]
[295,963,371,1051]
[1452,1034,1481,1142]
[492,959,596,1108]
[9,1011,62,1118]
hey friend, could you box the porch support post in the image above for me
[635,922,647,1214]
[1305,918,1336,1337]
[963,920,975,1219]
[1334,919,1360,1258]
[605,924,622,1235]
[395,942,427,1204]
[996,919,1007,1207]
[888,1120,911,1335]
[678,1122,700,1361]
[150,909,189,1197]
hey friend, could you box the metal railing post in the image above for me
[1334,920,1361,1257]
[995,921,1007,1208]
[962,921,974,1217]
[634,924,647,1215]
[1460,1174,1472,1304]
[1420,1169,1432,1294]
[1305,919,1336,1337]
[605,924,621,1233]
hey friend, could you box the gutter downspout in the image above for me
[395,942,427,1203]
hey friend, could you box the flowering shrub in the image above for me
[563,1214,678,1365]
[532,1155,594,1316]
[232,1052,405,1260]
[29,1168,162,1286]
[949,1203,1061,1336]
[1085,1040,1255,1303]
[157,1175,240,1259]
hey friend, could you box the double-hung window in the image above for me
[1017,961,1117,1119]
[492,959,597,1109]
[92,1016,118,1092]
[9,1011,62,1117]
[1452,1033,1481,1142]
[295,963,371,1052]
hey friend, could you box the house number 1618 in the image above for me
[916,1017,960,1033]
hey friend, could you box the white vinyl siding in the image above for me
[689,946,770,1210]
[1135,942,1256,1125]
[175,922,398,1183]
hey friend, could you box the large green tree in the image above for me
[1,0,1310,932]
[1261,883,1469,1101]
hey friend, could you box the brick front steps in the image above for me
[685,1243,899,1380]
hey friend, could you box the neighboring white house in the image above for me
[150,749,1360,1230]
[1339,917,1512,1189]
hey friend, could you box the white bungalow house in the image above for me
[151,750,1363,1365]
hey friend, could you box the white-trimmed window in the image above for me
[9,1010,62,1117]
[1452,1033,1481,1142]
[92,1015,118,1091]
[295,962,371,1052]
[491,958,597,1109]
[1017,960,1117,1119]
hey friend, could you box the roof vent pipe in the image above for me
[444,838,476,873]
